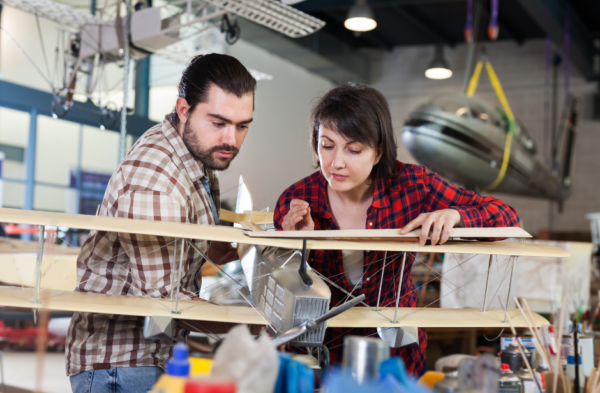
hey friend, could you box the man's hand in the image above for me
[207,241,238,265]
[281,199,315,231]
[400,209,463,246]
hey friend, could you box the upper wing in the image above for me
[245,227,532,239]
[0,208,569,257]
[0,286,548,329]
[0,0,110,29]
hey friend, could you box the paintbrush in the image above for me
[514,297,554,373]
[522,298,555,373]
[553,297,568,393]
[498,296,543,393]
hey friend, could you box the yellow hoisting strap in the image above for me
[465,60,515,191]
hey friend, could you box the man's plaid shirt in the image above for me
[273,162,519,376]
[66,118,220,376]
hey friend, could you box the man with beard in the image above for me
[67,54,256,393]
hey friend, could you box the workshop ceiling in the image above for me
[291,0,599,50]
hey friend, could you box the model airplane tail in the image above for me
[402,94,578,202]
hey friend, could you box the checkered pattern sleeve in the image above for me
[115,189,195,299]
[423,169,520,228]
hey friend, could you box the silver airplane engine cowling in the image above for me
[238,242,331,346]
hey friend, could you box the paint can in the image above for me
[501,343,531,373]
[342,336,390,384]
[499,363,522,393]
[433,369,459,393]
[516,368,537,393]
[501,336,536,363]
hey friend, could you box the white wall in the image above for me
[370,40,600,236]
[0,6,133,211]
[149,38,334,211]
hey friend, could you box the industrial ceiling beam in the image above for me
[295,0,463,13]
[390,5,456,47]
[514,0,596,80]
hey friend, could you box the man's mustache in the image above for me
[210,144,239,154]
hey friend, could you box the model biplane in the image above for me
[0,0,324,126]
[0,177,568,364]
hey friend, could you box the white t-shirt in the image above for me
[342,249,364,287]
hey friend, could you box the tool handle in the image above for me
[313,294,366,325]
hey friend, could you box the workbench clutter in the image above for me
[419,296,600,393]
[149,326,430,393]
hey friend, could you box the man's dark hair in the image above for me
[310,83,399,181]
[170,53,257,129]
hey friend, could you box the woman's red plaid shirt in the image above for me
[273,161,519,376]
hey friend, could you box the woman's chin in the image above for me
[327,180,356,193]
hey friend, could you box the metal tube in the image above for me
[119,0,132,163]
[482,255,494,312]
[172,239,185,314]
[392,252,407,323]
[32,225,45,304]
[169,240,178,302]
[376,251,387,311]
[503,256,517,322]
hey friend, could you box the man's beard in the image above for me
[182,121,239,171]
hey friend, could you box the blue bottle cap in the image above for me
[166,342,190,377]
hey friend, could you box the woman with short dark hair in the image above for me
[273,83,519,375]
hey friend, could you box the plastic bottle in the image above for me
[566,345,584,393]
[498,363,522,393]
[151,342,191,393]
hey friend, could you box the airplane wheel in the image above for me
[51,90,72,119]
[221,15,240,45]
[99,102,118,130]
[315,345,330,380]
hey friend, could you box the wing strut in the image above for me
[481,255,494,312]
[503,255,517,322]
[32,225,45,305]
[392,252,408,323]
[172,238,186,314]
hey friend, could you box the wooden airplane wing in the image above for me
[0,208,570,257]
[245,227,532,239]
[0,286,548,329]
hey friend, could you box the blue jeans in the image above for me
[70,367,163,393]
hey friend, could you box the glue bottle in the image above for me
[151,342,191,393]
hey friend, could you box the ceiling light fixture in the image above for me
[344,0,377,32]
[425,45,452,80]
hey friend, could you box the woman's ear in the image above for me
[175,97,190,133]
[374,146,383,165]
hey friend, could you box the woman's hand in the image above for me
[400,209,463,246]
[281,199,315,231]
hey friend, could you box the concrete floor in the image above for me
[0,351,71,393]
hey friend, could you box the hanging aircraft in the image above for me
[402,94,578,204]
[0,0,324,127]
[0,176,569,369]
